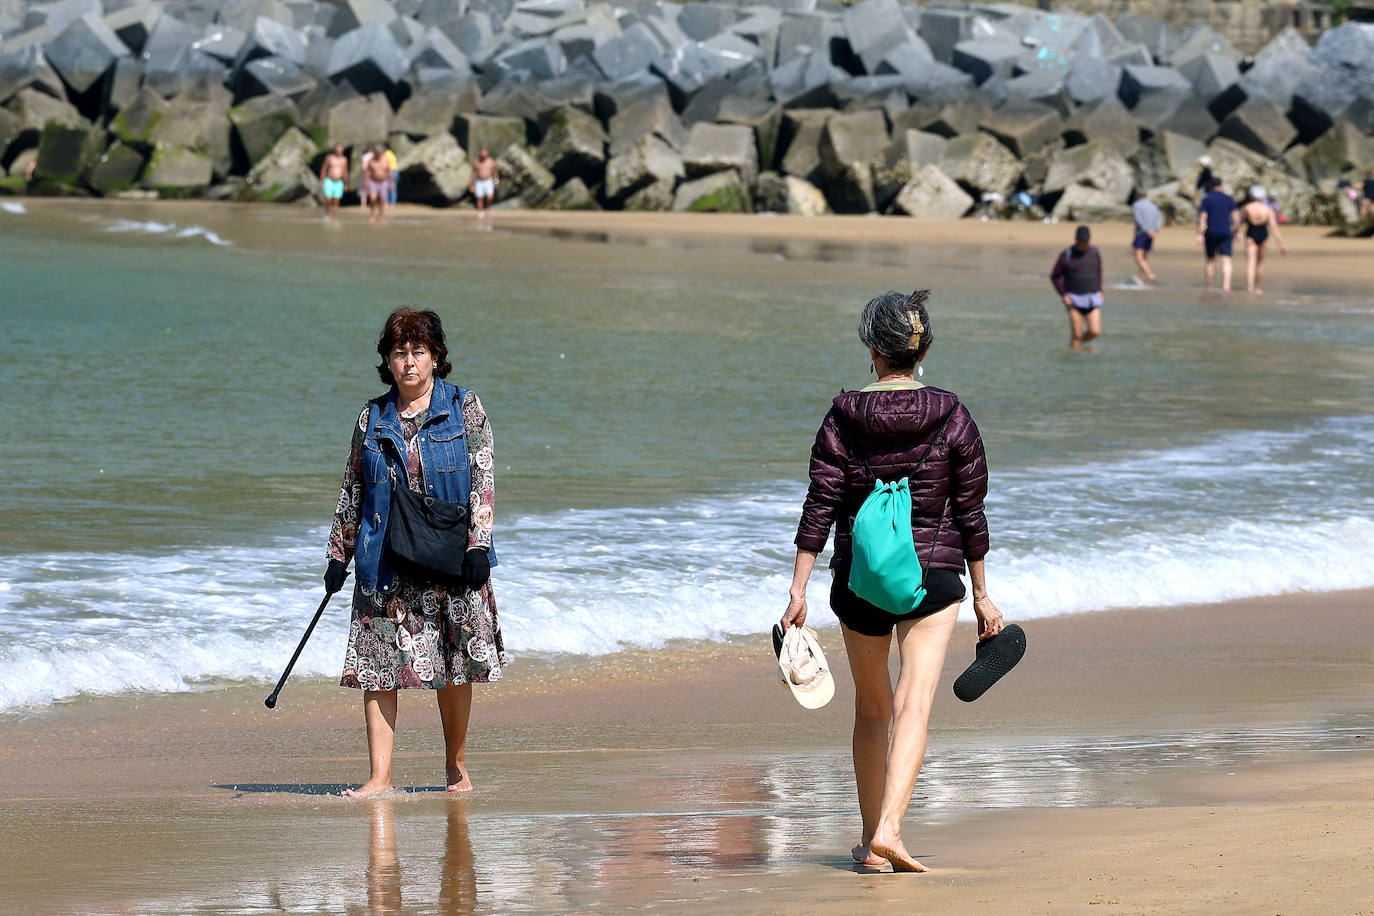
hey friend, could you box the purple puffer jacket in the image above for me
[795,386,989,572]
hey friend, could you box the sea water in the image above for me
[2,200,1372,711]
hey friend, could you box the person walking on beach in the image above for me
[1050,225,1104,350]
[1361,169,1374,220]
[1197,177,1238,292]
[470,149,498,218]
[324,307,504,797]
[363,145,391,224]
[783,289,1004,873]
[1131,188,1161,286]
[1238,185,1287,296]
[319,144,348,221]
[384,141,399,209]
[1193,155,1214,206]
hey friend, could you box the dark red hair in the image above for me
[375,308,452,385]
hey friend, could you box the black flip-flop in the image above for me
[772,623,785,659]
[953,624,1026,702]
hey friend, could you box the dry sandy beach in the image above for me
[3,202,1373,914]
[2,587,1372,914]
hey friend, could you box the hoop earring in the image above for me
[917,364,924,377]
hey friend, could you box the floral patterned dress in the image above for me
[328,389,508,690]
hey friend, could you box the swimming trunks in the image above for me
[1203,233,1233,259]
[830,568,966,638]
[1066,291,1103,313]
[364,178,389,200]
[473,177,495,199]
[1132,231,1153,251]
[322,177,344,200]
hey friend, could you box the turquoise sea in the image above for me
[2,198,1372,710]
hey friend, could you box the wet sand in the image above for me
[2,587,1372,913]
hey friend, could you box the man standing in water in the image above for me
[469,149,499,219]
[1130,188,1161,286]
[363,144,392,224]
[319,144,348,221]
[1050,225,1104,350]
[1197,177,1238,292]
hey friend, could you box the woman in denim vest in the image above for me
[783,290,1004,872]
[325,307,505,797]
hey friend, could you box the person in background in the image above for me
[470,149,499,219]
[1197,177,1238,292]
[1194,155,1214,206]
[1050,225,1104,350]
[1130,188,1161,286]
[363,144,391,225]
[1362,169,1374,219]
[319,144,348,221]
[784,289,1002,873]
[384,142,399,209]
[360,145,374,211]
[1237,185,1287,296]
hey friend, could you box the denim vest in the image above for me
[354,378,497,592]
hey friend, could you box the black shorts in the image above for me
[1204,233,1232,258]
[1132,231,1153,251]
[830,568,966,638]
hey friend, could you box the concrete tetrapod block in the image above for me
[1217,99,1298,160]
[238,126,319,201]
[45,12,130,95]
[769,51,846,110]
[493,37,567,81]
[778,108,831,185]
[677,3,736,43]
[149,99,233,180]
[939,132,1021,197]
[328,0,398,39]
[0,46,67,105]
[537,176,598,209]
[319,92,392,150]
[229,93,300,167]
[408,27,468,72]
[195,25,249,64]
[977,100,1059,159]
[392,89,459,139]
[1062,98,1141,157]
[32,120,104,188]
[950,39,1020,86]
[109,86,168,145]
[234,15,307,71]
[1118,65,1191,111]
[241,56,318,100]
[593,74,666,122]
[103,2,160,55]
[1177,52,1239,100]
[622,177,675,211]
[716,95,782,172]
[396,132,469,204]
[1213,27,1314,121]
[494,144,555,206]
[842,0,917,76]
[1203,137,1270,197]
[1157,96,1218,145]
[1289,24,1374,141]
[534,105,605,184]
[869,128,948,211]
[1157,130,1209,186]
[671,168,751,213]
[1042,140,1134,200]
[87,140,146,194]
[890,164,973,218]
[682,121,758,186]
[917,97,987,139]
[1064,56,1122,107]
[0,107,20,163]
[1301,122,1374,185]
[455,113,526,160]
[104,56,144,114]
[603,132,683,201]
[328,23,409,95]
[1166,25,1241,70]
[753,170,828,215]
[1049,183,1131,221]
[818,107,887,213]
[591,22,661,82]
[607,93,685,155]
[440,13,493,62]
[141,144,213,196]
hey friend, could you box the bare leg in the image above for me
[343,689,397,797]
[1083,308,1102,343]
[1220,254,1232,293]
[1204,257,1215,290]
[1065,307,1085,350]
[1245,240,1259,293]
[437,682,474,792]
[1133,248,1155,284]
[839,622,894,867]
[868,604,959,873]
[1253,243,1266,295]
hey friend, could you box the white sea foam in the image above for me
[174,225,232,246]
[103,219,231,245]
[1,202,25,214]
[1,416,1371,711]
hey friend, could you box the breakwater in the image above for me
[1,0,1372,225]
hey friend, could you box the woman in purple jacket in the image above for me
[781,289,1005,873]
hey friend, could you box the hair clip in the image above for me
[906,310,923,349]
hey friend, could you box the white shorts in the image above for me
[473,178,495,199]
[1066,292,1103,312]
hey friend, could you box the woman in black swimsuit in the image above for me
[1238,185,1286,296]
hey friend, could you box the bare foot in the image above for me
[869,832,930,873]
[851,843,886,868]
[446,765,472,793]
[342,777,395,798]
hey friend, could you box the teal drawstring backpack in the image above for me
[847,413,953,615]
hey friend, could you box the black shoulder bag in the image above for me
[384,468,471,585]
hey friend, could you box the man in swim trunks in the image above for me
[1197,176,1238,292]
[363,143,391,224]
[469,148,499,218]
[1050,225,1104,350]
[1130,188,1161,286]
[319,144,348,221]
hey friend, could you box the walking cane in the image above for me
[265,582,344,709]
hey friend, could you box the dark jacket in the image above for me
[1050,245,1103,296]
[794,386,990,572]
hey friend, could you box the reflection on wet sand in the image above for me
[363,797,478,916]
